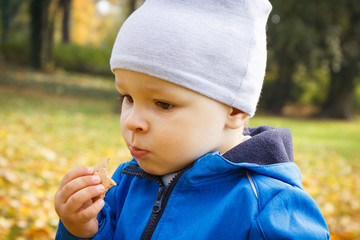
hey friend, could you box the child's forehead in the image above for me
[114,69,195,95]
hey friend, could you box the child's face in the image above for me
[115,69,232,175]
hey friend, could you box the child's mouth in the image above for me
[129,145,149,159]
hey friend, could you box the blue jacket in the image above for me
[56,126,330,239]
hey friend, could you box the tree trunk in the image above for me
[59,0,71,43]
[128,0,137,16]
[267,57,296,114]
[45,12,55,69]
[320,64,357,119]
[30,0,51,69]
[0,0,10,44]
[1,0,23,44]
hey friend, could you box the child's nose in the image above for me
[124,108,149,133]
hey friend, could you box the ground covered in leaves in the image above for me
[0,67,359,239]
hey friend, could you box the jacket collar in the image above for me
[223,125,294,165]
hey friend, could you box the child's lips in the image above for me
[129,146,149,159]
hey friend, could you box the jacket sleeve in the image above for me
[55,202,117,240]
[55,220,91,240]
[249,188,330,240]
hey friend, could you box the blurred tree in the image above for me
[71,0,97,45]
[319,0,360,119]
[266,0,360,119]
[29,0,51,69]
[128,0,136,15]
[0,0,23,44]
[127,0,144,16]
[30,0,60,70]
[59,0,71,43]
[265,1,321,114]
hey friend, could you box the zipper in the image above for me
[121,163,163,186]
[121,163,193,240]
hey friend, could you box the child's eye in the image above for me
[124,95,133,103]
[118,94,133,104]
[155,101,174,110]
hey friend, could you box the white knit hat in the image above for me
[110,0,272,117]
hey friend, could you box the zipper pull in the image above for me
[152,186,165,213]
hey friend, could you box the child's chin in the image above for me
[137,161,163,176]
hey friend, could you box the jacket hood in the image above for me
[193,125,302,189]
[220,125,302,188]
[223,125,294,165]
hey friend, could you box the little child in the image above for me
[55,0,330,239]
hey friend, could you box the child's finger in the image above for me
[57,175,101,204]
[65,184,105,213]
[58,166,94,190]
[77,198,105,223]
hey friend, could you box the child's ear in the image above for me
[225,107,249,129]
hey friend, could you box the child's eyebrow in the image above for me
[114,81,123,92]
[115,77,179,95]
[142,85,168,93]
[143,84,186,98]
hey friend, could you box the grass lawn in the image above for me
[0,67,359,239]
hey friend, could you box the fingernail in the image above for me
[96,184,105,193]
[87,167,94,174]
[96,198,105,207]
[92,175,101,183]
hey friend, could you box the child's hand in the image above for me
[54,167,105,238]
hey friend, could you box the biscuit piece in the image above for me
[93,158,117,198]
